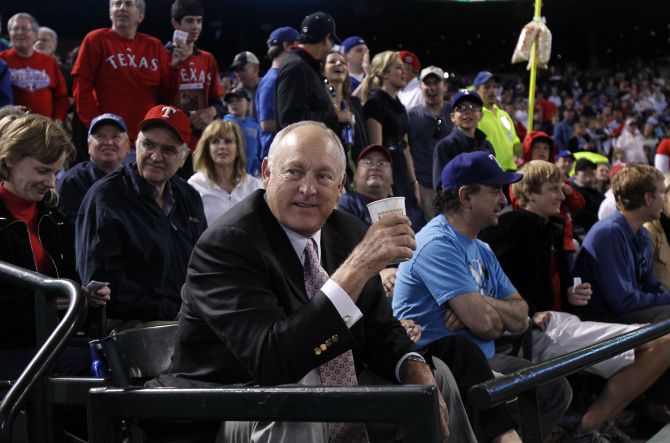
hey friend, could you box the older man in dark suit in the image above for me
[154,121,520,442]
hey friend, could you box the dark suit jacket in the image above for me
[159,190,415,387]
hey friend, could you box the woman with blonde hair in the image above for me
[188,120,262,225]
[360,50,425,230]
[0,114,110,378]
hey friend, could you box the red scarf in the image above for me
[0,182,55,275]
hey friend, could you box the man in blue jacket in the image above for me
[75,105,207,331]
[574,163,670,323]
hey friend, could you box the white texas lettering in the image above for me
[105,54,159,71]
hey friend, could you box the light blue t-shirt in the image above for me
[255,67,279,159]
[392,214,517,358]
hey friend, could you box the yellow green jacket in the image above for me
[478,104,520,171]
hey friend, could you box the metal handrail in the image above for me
[0,260,85,442]
[470,318,670,409]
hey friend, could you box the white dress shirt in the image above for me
[280,225,421,384]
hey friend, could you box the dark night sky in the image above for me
[1,0,668,80]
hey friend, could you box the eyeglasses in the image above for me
[92,133,126,144]
[359,158,391,168]
[138,138,183,158]
[454,103,482,113]
[433,117,443,139]
[9,26,35,34]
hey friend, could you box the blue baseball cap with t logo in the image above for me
[441,151,523,190]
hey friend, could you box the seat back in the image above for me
[101,324,178,388]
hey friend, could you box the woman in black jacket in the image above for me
[0,114,109,379]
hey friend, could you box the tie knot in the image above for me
[304,239,317,272]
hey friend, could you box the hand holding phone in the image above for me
[173,30,188,45]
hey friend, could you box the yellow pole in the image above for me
[526,0,543,131]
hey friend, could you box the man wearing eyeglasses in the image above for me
[75,105,207,332]
[337,144,393,226]
[57,113,131,227]
[0,13,68,121]
[407,66,453,221]
[433,90,494,190]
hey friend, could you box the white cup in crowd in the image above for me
[366,197,406,223]
[367,197,408,264]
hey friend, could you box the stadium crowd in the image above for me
[1,0,670,442]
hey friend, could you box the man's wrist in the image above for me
[398,354,432,384]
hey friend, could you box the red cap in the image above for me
[399,50,421,73]
[138,105,191,144]
[356,144,393,165]
[609,163,625,182]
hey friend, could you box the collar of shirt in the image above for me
[281,225,322,266]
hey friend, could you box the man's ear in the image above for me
[179,146,189,167]
[644,191,654,206]
[261,157,271,186]
[171,18,180,30]
[458,186,471,207]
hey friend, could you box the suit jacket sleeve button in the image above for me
[320,343,328,351]
[332,334,339,342]
[314,348,322,356]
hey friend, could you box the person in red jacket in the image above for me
[72,0,189,144]
[0,13,68,121]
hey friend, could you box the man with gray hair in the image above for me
[72,0,190,143]
[33,26,58,59]
[149,120,495,442]
[0,13,68,120]
[75,105,206,331]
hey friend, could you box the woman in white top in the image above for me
[188,120,263,225]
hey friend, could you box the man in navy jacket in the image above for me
[76,105,206,330]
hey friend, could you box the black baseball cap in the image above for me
[298,11,340,44]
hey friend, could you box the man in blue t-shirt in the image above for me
[255,26,298,160]
[393,151,571,438]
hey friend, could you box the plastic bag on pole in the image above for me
[535,20,552,69]
[511,17,552,70]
